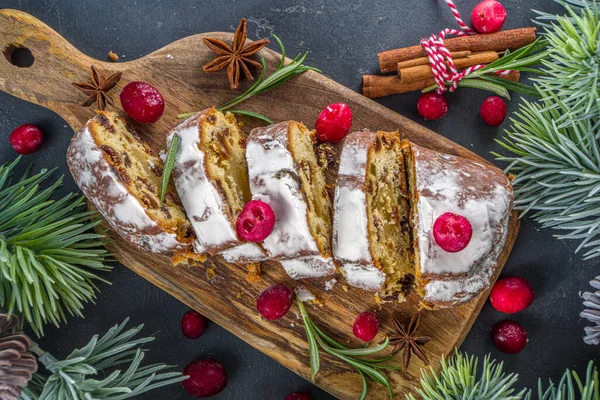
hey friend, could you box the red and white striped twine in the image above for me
[422,0,507,93]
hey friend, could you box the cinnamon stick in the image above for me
[396,51,472,69]
[399,51,499,82]
[378,27,537,73]
[362,70,521,99]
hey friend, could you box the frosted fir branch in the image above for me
[581,276,600,345]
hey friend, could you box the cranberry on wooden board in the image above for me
[417,93,449,120]
[472,0,507,33]
[256,284,293,320]
[120,81,165,124]
[315,103,353,143]
[433,212,473,252]
[285,393,311,400]
[182,359,228,397]
[236,200,276,242]
[480,96,507,126]
[490,276,535,314]
[9,124,43,154]
[352,312,380,342]
[491,320,528,354]
[181,310,207,339]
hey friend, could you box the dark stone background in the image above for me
[0,0,597,398]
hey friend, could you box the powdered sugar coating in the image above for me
[409,143,513,306]
[333,131,385,290]
[67,123,183,253]
[167,111,265,261]
[246,122,335,278]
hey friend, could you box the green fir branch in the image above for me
[406,351,525,400]
[297,298,400,400]
[0,158,111,336]
[21,318,186,400]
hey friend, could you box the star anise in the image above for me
[202,18,270,90]
[389,311,432,371]
[72,65,122,110]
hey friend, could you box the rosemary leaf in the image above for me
[227,110,274,124]
[332,337,390,356]
[478,75,542,97]
[357,370,368,400]
[160,134,179,204]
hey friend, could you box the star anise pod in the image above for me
[72,65,122,110]
[202,18,270,90]
[389,311,432,371]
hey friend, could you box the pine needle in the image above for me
[22,318,186,399]
[0,158,111,336]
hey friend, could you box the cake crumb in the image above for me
[171,249,206,266]
[237,290,244,298]
[206,265,217,281]
[108,50,119,61]
[166,54,174,60]
[374,294,382,304]
[245,262,262,283]
[290,323,295,328]
[342,284,349,292]
[324,278,337,291]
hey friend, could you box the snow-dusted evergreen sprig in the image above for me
[494,91,600,259]
[20,318,185,400]
[581,276,600,345]
[533,4,600,123]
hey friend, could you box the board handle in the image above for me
[0,9,118,127]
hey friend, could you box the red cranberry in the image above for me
[490,276,535,314]
[480,96,507,126]
[285,393,311,400]
[181,310,207,339]
[236,200,276,242]
[183,359,227,397]
[433,212,473,252]
[9,124,43,155]
[472,0,506,33]
[120,81,165,124]
[417,93,449,120]
[352,312,380,342]
[257,284,293,320]
[491,320,528,354]
[315,103,353,143]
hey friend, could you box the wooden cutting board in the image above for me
[0,9,520,399]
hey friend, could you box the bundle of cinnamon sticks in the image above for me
[362,27,537,99]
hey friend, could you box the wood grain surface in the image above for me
[0,9,520,399]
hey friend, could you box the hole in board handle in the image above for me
[3,44,34,68]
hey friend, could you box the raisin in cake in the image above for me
[67,111,194,253]
[246,121,335,278]
[167,108,267,262]
[333,130,414,300]
[402,141,513,309]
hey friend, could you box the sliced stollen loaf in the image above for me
[402,141,514,309]
[166,107,267,263]
[333,130,414,300]
[246,121,335,278]
[67,111,194,253]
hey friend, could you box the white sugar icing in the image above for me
[409,143,512,305]
[333,131,384,291]
[67,124,182,253]
[294,286,316,302]
[246,122,335,278]
[168,112,266,261]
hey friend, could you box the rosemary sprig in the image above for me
[178,34,320,120]
[423,38,549,99]
[297,299,400,400]
[162,34,319,198]
[160,134,178,204]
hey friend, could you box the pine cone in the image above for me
[581,277,600,345]
[0,314,38,400]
